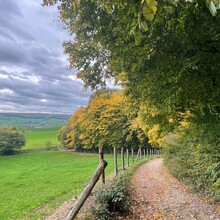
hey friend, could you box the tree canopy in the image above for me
[45,0,220,199]
[43,0,220,119]
[58,90,149,150]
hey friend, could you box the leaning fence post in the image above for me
[65,160,108,220]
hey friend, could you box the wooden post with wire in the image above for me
[65,160,108,220]
[121,147,125,170]
[114,146,118,176]
[99,146,105,184]
[126,149,129,167]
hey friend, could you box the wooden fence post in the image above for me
[65,160,108,220]
[99,146,105,184]
[126,149,129,168]
[144,149,146,159]
[114,146,118,176]
[132,148,134,163]
[121,147,125,170]
[136,149,140,162]
[147,149,149,157]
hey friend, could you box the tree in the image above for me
[46,0,220,198]
[43,0,220,122]
[0,126,26,155]
[58,90,148,150]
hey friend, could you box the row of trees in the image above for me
[58,90,149,151]
[46,0,220,199]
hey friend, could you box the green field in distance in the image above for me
[24,127,61,149]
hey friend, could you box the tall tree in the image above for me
[46,0,220,199]
[58,90,148,150]
[43,0,220,120]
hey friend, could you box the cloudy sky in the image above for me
[0,0,92,114]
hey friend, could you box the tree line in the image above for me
[58,90,149,152]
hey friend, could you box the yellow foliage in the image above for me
[178,110,192,129]
[179,121,190,128]
[147,124,165,147]
[168,117,174,123]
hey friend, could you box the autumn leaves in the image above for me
[57,90,149,151]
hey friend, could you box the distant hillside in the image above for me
[0,113,70,129]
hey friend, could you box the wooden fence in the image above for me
[113,147,161,176]
[65,159,107,220]
[65,147,161,219]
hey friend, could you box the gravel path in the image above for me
[128,158,220,220]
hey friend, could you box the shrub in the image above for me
[0,126,26,155]
[163,121,220,201]
[92,175,130,220]
[45,140,53,150]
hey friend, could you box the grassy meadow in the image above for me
[23,127,60,150]
[0,151,115,220]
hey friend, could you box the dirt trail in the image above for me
[128,158,220,220]
[45,158,219,220]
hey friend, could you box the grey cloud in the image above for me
[0,41,28,64]
[0,71,91,114]
[0,0,92,114]
[0,0,22,18]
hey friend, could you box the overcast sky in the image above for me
[0,0,92,114]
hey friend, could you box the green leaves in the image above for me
[142,0,157,21]
[206,0,220,16]
[140,20,149,31]
[138,0,158,31]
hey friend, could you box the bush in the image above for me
[92,159,150,219]
[92,175,130,220]
[163,121,220,201]
[0,126,26,155]
[45,140,53,150]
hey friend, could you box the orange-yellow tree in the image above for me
[58,90,148,150]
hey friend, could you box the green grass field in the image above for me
[24,127,60,149]
[0,151,116,220]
